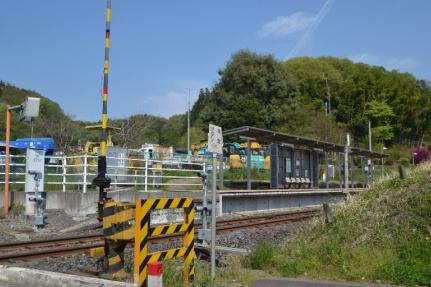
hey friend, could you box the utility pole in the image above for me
[368,119,373,184]
[344,133,350,190]
[368,120,372,151]
[211,153,217,280]
[324,74,331,113]
[186,88,191,156]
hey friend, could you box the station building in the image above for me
[223,126,386,189]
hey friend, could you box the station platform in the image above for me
[0,188,363,217]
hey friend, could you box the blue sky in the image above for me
[1,0,430,121]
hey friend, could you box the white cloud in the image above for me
[258,12,317,38]
[350,53,420,71]
[258,0,336,58]
[287,0,335,59]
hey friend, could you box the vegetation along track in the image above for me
[0,208,319,262]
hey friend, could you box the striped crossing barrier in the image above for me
[102,200,135,278]
[134,198,195,287]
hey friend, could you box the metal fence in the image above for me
[0,154,205,193]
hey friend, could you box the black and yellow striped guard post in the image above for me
[102,200,135,279]
[134,198,195,287]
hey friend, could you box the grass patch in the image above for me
[265,163,431,286]
[158,255,271,287]
[223,168,270,181]
[247,241,275,269]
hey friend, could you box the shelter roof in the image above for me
[223,126,386,158]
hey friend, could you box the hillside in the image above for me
[2,52,431,155]
[0,81,88,151]
[254,164,431,286]
[192,52,431,149]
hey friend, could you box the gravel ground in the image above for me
[0,209,98,243]
[4,214,310,282]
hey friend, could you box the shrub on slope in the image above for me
[276,164,431,286]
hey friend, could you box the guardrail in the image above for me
[0,154,205,193]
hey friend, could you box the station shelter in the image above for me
[223,126,386,189]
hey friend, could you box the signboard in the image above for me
[208,124,223,155]
[25,148,45,193]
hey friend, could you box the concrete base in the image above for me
[0,190,204,217]
[219,189,361,214]
[1,188,362,217]
[0,265,134,287]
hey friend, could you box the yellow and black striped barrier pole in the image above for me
[93,0,112,219]
[91,0,112,273]
[134,198,195,287]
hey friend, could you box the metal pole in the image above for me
[202,162,208,230]
[247,139,251,190]
[325,75,331,113]
[211,153,217,280]
[144,159,148,192]
[360,156,365,188]
[4,108,11,215]
[338,153,342,189]
[90,1,112,271]
[350,155,354,188]
[83,154,88,193]
[93,0,112,220]
[62,156,67,192]
[187,88,191,157]
[368,120,373,184]
[30,120,34,138]
[344,133,350,190]
[219,154,224,190]
[324,151,329,189]
[368,120,372,151]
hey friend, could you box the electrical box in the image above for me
[25,149,45,193]
[20,97,40,122]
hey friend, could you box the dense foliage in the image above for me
[248,164,431,286]
[0,81,86,151]
[192,51,431,148]
[2,51,431,153]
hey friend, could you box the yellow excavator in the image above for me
[84,125,120,154]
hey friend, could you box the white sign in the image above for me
[25,149,45,193]
[208,124,223,154]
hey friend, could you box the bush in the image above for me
[247,241,275,269]
[377,240,431,286]
[266,163,431,286]
[11,202,24,216]
[413,147,430,165]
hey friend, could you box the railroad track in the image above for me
[0,208,319,262]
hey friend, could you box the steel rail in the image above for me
[0,209,319,262]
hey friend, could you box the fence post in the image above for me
[83,154,88,193]
[62,156,67,192]
[114,166,118,190]
[134,169,138,191]
[145,159,148,192]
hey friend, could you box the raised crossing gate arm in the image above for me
[134,197,195,287]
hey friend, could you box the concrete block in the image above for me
[0,265,134,287]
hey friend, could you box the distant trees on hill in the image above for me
[1,50,431,153]
[192,51,431,148]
